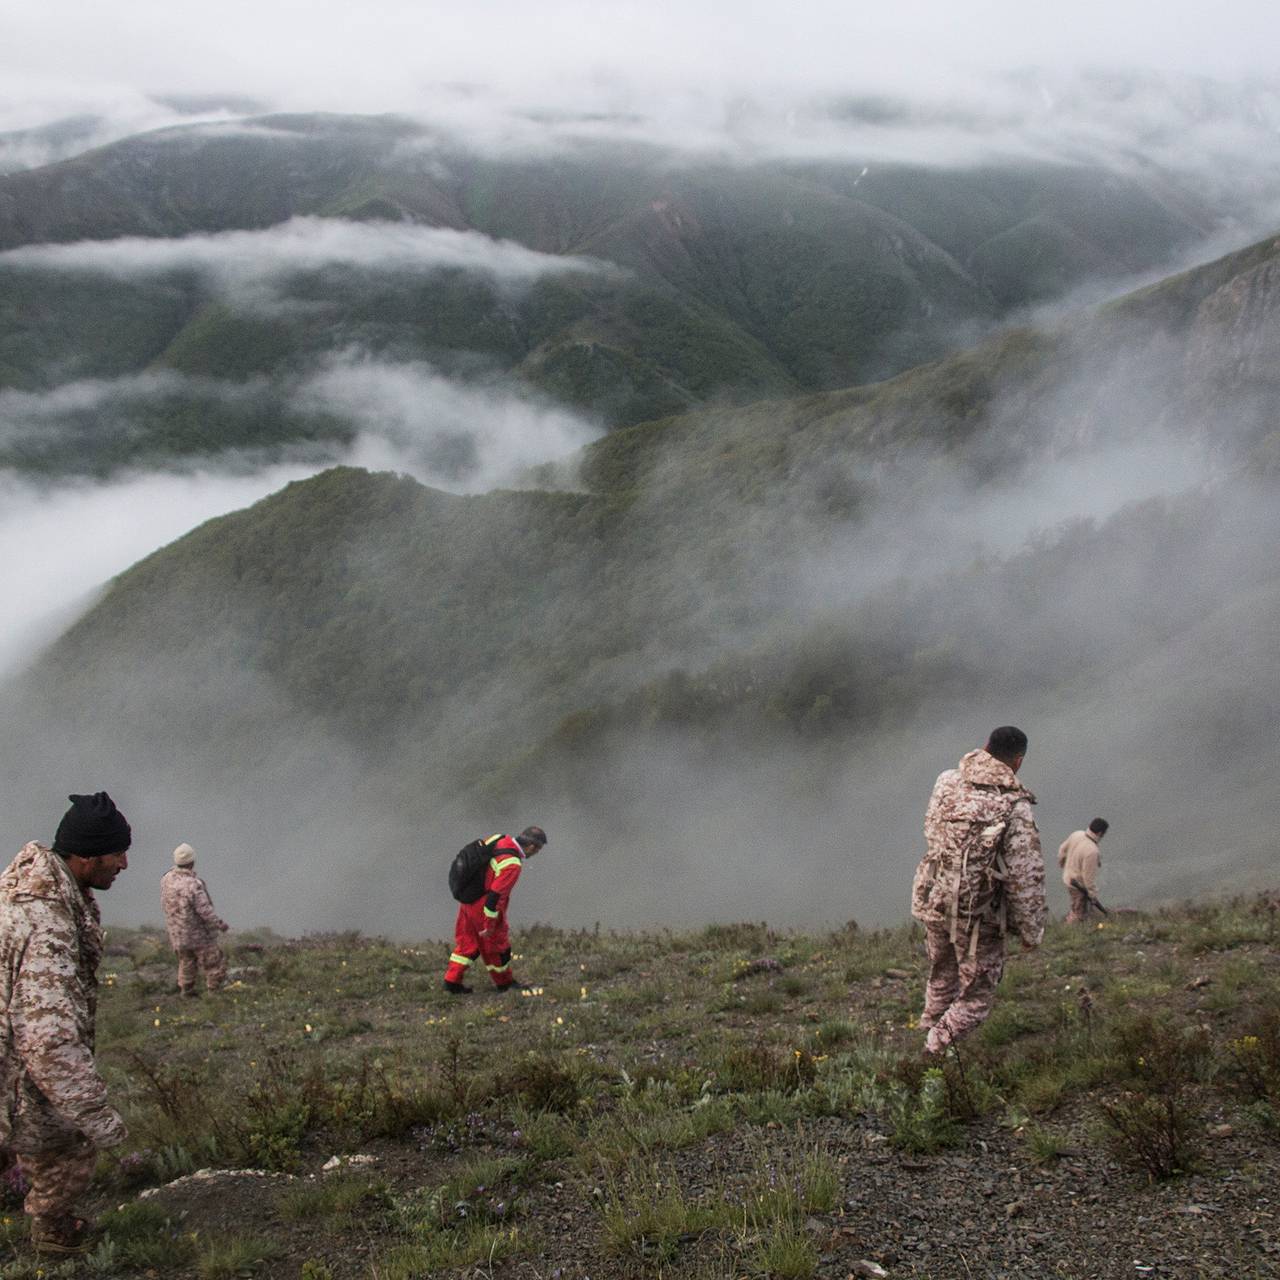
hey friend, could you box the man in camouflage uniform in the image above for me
[911,727,1046,1055]
[0,792,132,1253]
[159,843,229,996]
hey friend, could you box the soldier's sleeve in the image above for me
[192,881,226,931]
[1057,837,1069,868]
[10,906,127,1148]
[1003,799,1046,948]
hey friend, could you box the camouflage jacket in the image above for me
[0,842,126,1151]
[911,750,1046,951]
[160,867,226,950]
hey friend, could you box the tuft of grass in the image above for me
[739,1221,818,1279]
[598,1161,723,1261]
[977,1002,1052,1047]
[99,1201,198,1270]
[370,1224,523,1277]
[196,1235,286,1280]
[1022,1122,1072,1163]
[699,922,775,953]
[508,1105,577,1160]
[714,1043,819,1094]
[488,1052,583,1113]
[276,1174,393,1222]
[813,1017,857,1047]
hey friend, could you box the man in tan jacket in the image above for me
[1058,818,1108,923]
[159,844,229,996]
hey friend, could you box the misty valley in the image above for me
[2,44,1280,1280]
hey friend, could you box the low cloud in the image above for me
[301,355,602,491]
[0,460,326,680]
[0,355,602,677]
[0,217,620,308]
[0,74,248,172]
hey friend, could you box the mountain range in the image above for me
[0,111,1229,478]
[4,186,1277,933]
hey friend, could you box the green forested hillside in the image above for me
[0,113,1224,475]
[5,228,1279,932]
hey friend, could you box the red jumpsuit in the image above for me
[444,836,524,989]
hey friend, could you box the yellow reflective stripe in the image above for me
[490,856,521,875]
[449,952,474,967]
[483,907,500,919]
[486,961,511,973]
[484,834,502,846]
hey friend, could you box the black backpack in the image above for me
[448,834,503,903]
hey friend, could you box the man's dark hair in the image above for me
[984,725,1028,764]
[1089,818,1109,835]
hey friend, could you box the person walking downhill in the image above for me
[443,826,547,995]
[0,792,132,1255]
[911,727,1046,1056]
[159,843,230,996]
[1058,819,1109,923]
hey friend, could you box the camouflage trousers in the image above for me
[1065,885,1092,924]
[921,920,1005,1054]
[16,1136,96,1219]
[176,944,226,993]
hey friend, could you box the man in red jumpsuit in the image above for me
[443,826,547,994]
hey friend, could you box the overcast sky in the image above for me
[4,0,1278,138]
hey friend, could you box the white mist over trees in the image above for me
[1,2,1278,936]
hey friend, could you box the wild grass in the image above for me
[275,1174,393,1222]
[196,1235,286,1279]
[29,893,1271,1278]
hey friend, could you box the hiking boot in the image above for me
[443,980,473,995]
[497,980,531,992]
[30,1214,94,1255]
[179,987,199,999]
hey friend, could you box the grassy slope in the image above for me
[1,897,1275,1278]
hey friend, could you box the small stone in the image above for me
[849,1262,889,1278]
[1006,1201,1025,1219]
[884,968,913,980]
[1207,1124,1234,1138]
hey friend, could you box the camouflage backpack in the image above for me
[911,776,1022,956]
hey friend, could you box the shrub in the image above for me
[1107,1013,1212,1091]
[1095,1090,1202,1181]
[490,1053,582,1113]
[885,1067,962,1153]
[1225,1010,1280,1104]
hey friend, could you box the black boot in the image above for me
[443,980,473,995]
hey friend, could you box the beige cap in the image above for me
[173,843,196,867]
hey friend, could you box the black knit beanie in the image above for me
[52,792,132,858]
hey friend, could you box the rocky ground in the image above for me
[1,899,1278,1279]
